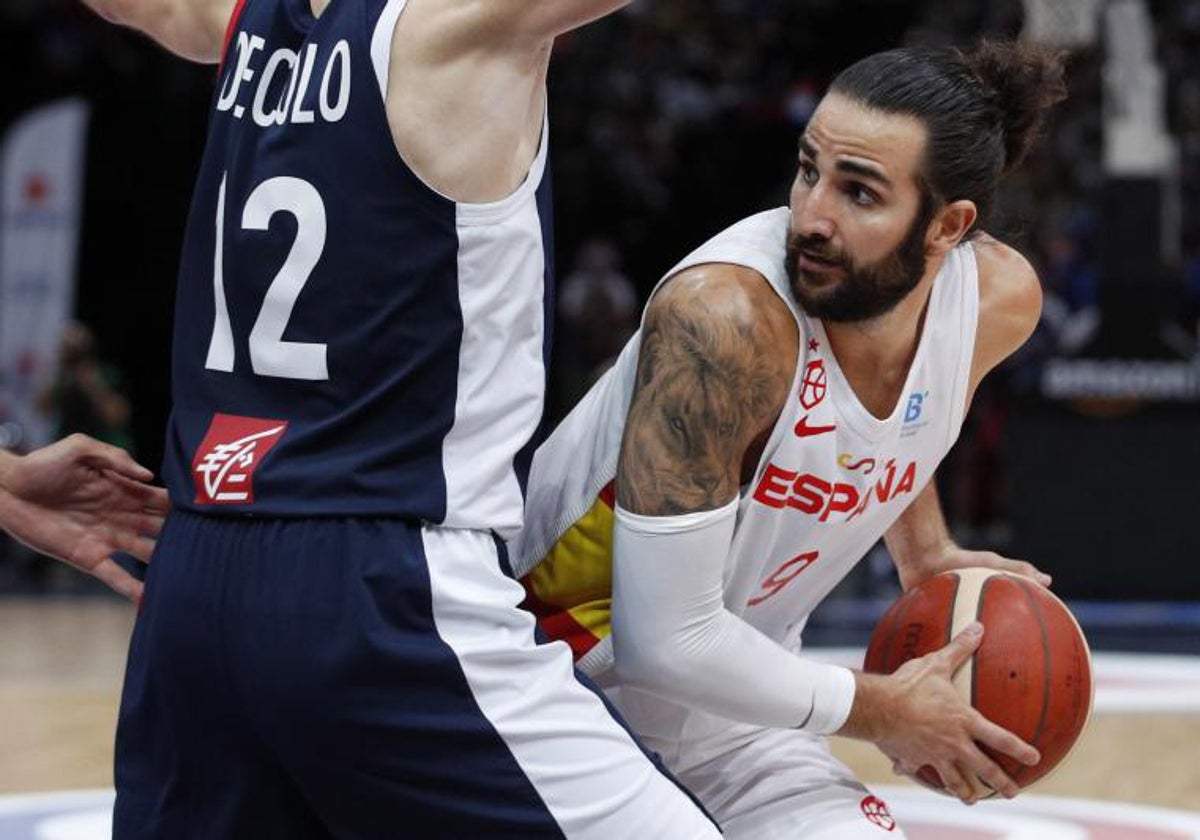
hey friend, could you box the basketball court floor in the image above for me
[2,598,1198,838]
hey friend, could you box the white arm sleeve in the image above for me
[611,499,856,734]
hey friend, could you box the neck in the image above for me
[821,259,940,416]
[311,0,331,17]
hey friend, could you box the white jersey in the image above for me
[514,207,979,742]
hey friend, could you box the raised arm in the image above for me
[80,0,236,63]
[462,0,634,46]
[383,0,635,204]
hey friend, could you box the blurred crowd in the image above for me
[4,0,1200,591]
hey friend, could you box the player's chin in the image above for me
[795,267,846,297]
[792,271,842,306]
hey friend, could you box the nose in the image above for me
[792,180,836,241]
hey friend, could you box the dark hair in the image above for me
[828,41,1067,231]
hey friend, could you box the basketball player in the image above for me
[0,434,167,603]
[77,0,719,836]
[516,42,1067,838]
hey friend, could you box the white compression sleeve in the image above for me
[611,500,856,734]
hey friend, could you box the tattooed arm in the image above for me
[617,264,794,515]
[608,265,858,732]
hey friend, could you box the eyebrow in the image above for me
[798,135,893,189]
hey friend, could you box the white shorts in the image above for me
[607,687,906,840]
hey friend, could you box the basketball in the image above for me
[863,567,1094,797]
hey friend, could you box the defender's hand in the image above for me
[0,434,170,603]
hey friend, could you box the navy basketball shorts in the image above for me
[113,510,717,839]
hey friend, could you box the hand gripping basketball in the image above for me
[864,568,1094,804]
[872,622,1040,804]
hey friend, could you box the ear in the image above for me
[925,199,977,257]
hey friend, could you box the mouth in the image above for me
[797,250,843,275]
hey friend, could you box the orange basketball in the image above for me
[863,567,1093,797]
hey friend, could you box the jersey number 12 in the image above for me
[205,174,329,380]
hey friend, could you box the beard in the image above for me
[785,196,935,323]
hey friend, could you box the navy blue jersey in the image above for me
[163,0,553,535]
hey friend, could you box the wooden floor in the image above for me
[2,598,1198,811]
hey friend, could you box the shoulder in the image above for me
[618,263,796,513]
[635,262,798,428]
[636,262,797,404]
[646,263,797,347]
[969,235,1043,381]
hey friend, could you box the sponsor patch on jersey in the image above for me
[799,359,828,409]
[837,453,877,474]
[901,390,931,437]
[794,415,836,437]
[192,413,288,505]
[860,795,896,831]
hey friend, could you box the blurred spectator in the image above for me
[38,321,134,454]
[1042,221,1102,314]
[553,240,639,418]
[3,322,136,590]
[1185,248,1200,338]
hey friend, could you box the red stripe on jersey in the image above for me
[540,610,600,660]
[217,0,249,74]
[519,577,601,661]
[598,480,616,509]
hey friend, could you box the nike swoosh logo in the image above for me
[794,415,836,437]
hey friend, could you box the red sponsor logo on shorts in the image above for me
[191,413,288,505]
[861,795,896,831]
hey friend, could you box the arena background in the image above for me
[1,0,1199,837]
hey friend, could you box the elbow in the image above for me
[90,0,151,28]
[89,0,136,26]
[611,632,691,696]
[89,0,123,23]
[613,653,680,697]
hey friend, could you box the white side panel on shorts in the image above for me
[421,526,721,839]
